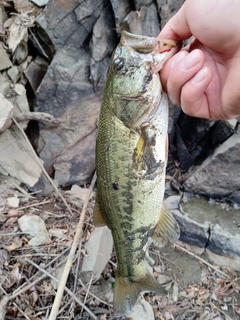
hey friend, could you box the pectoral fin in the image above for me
[151,204,180,247]
[93,195,107,227]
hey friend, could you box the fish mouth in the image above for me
[121,30,182,73]
[121,30,182,55]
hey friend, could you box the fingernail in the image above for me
[180,50,201,70]
[192,67,208,84]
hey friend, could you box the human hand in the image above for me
[158,0,240,120]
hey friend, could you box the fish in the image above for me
[93,30,181,316]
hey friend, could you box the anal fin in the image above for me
[151,204,180,247]
[93,195,107,227]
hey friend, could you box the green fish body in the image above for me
[94,31,181,316]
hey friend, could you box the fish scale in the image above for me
[93,30,181,316]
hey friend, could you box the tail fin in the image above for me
[114,271,165,317]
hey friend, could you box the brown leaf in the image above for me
[5,264,21,288]
[4,242,20,251]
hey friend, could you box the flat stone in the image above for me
[0,129,43,187]
[206,224,240,270]
[171,209,210,249]
[0,42,12,71]
[109,0,132,33]
[183,133,240,202]
[7,66,20,83]
[179,195,240,270]
[0,93,14,132]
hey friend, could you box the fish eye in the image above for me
[113,57,125,71]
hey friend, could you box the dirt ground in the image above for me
[1,190,240,320]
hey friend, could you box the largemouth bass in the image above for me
[94,30,181,316]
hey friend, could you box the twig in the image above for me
[11,246,70,298]
[0,295,8,320]
[82,273,94,315]
[25,258,97,320]
[29,28,49,59]
[48,172,97,320]
[11,182,35,199]
[15,112,59,124]
[211,301,233,319]
[2,199,52,214]
[78,278,113,308]
[9,273,47,301]
[173,243,230,279]
[12,117,73,215]
[12,301,31,320]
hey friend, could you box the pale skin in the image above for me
[158,0,240,120]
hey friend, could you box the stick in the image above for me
[10,246,70,298]
[15,112,59,124]
[48,172,97,320]
[12,117,73,215]
[173,243,230,278]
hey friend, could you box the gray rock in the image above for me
[183,133,240,200]
[109,0,132,33]
[157,0,185,29]
[0,42,12,71]
[206,224,240,271]
[122,4,160,36]
[171,209,210,248]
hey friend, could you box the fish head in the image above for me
[107,31,181,129]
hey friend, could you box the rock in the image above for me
[35,45,101,184]
[171,209,210,249]
[122,4,160,36]
[24,59,47,92]
[0,74,11,95]
[89,2,117,87]
[54,126,97,186]
[206,224,240,271]
[0,93,14,132]
[183,133,240,201]
[30,0,49,7]
[157,0,185,29]
[34,0,117,186]
[7,66,20,83]
[0,42,12,71]
[164,195,181,210]
[109,0,132,33]
[0,129,43,187]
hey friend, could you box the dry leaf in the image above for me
[5,264,21,288]
[66,184,93,201]
[81,226,113,280]
[7,12,35,52]
[4,242,20,251]
[48,228,67,239]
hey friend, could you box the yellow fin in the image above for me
[114,271,165,316]
[93,195,107,227]
[151,204,180,247]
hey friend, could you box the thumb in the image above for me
[157,3,192,40]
